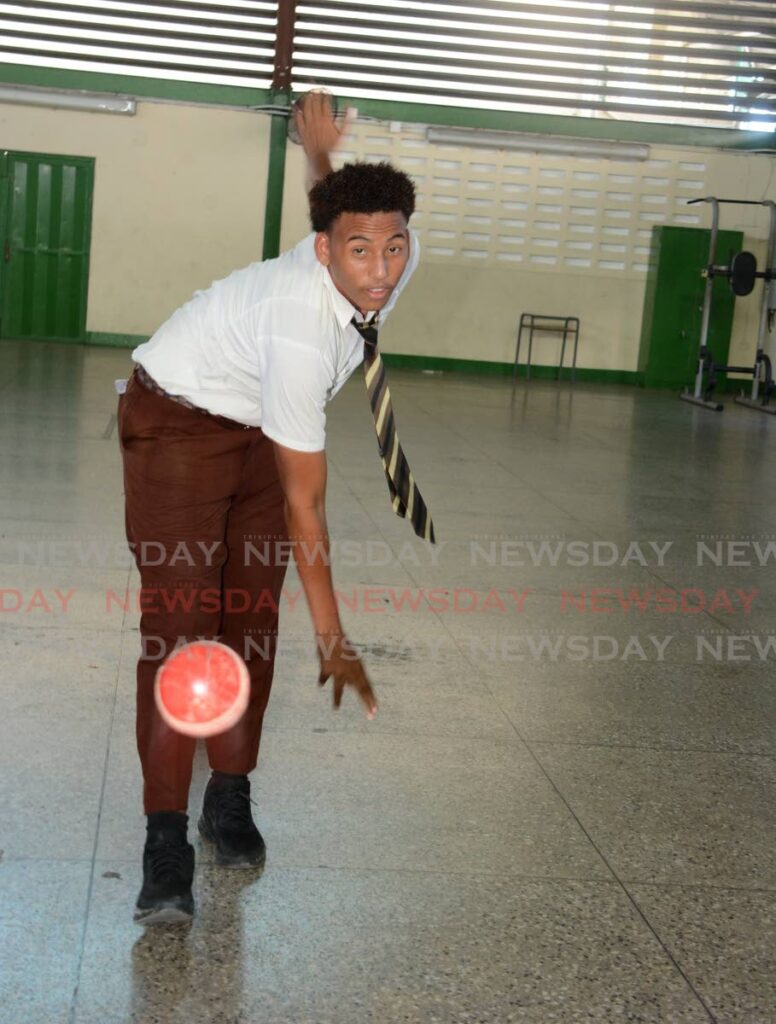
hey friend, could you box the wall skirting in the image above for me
[85,333,643,385]
[5,332,761,394]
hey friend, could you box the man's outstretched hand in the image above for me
[293,89,353,166]
[317,633,378,720]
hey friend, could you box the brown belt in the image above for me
[133,364,205,413]
[132,364,254,430]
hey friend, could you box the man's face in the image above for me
[315,211,410,316]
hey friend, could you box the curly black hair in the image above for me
[308,161,416,232]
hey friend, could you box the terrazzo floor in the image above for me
[1,339,774,1023]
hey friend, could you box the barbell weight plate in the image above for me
[730,250,757,296]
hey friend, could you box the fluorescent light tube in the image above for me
[0,86,135,115]
[426,126,649,161]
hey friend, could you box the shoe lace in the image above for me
[148,839,189,882]
[216,787,257,831]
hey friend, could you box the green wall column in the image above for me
[262,90,290,261]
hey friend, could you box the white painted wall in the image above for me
[2,93,774,377]
[0,98,270,335]
[281,121,776,376]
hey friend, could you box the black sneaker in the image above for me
[134,812,195,925]
[198,771,266,868]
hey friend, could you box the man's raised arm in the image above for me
[293,91,352,193]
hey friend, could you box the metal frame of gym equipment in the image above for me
[680,197,776,414]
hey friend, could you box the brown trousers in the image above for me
[118,370,288,813]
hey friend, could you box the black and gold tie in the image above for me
[351,315,436,544]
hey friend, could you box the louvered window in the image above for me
[294,1,776,128]
[0,1,277,86]
[1,0,774,129]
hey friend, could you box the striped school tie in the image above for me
[352,315,436,544]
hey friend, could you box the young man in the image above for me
[118,95,422,924]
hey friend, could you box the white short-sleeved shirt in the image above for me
[131,229,420,451]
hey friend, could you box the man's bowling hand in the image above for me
[316,633,378,720]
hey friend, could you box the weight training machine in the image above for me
[680,197,776,414]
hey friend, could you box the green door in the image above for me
[638,225,743,389]
[0,151,94,342]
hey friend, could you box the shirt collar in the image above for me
[320,226,421,330]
